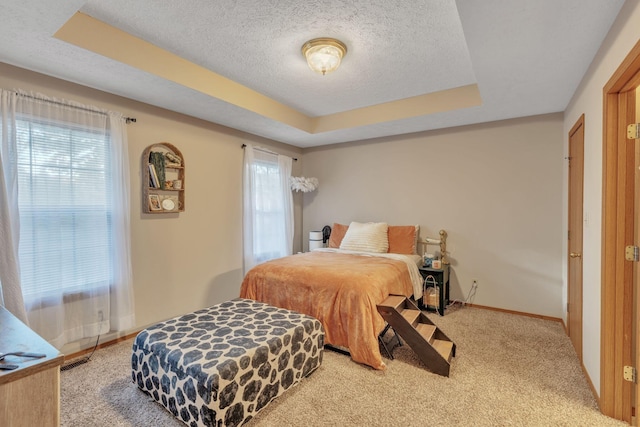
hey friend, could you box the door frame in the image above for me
[601,38,640,422]
[568,114,584,362]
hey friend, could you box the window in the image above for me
[251,157,288,263]
[16,118,113,298]
[242,145,293,274]
[0,90,134,348]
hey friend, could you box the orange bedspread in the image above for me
[239,251,414,370]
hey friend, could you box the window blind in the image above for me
[16,118,112,297]
[252,157,286,262]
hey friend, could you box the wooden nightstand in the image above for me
[418,264,450,316]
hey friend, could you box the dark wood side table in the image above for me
[418,264,450,316]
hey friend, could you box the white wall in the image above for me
[0,62,303,355]
[562,0,640,397]
[302,114,564,318]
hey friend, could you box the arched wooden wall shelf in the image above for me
[142,142,185,214]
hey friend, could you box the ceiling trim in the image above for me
[55,11,482,136]
[312,84,481,133]
[54,12,313,132]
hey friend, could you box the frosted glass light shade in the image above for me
[301,38,347,76]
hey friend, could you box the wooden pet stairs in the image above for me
[377,295,456,377]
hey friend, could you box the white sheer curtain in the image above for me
[0,89,135,348]
[0,90,28,323]
[106,113,135,332]
[243,144,293,275]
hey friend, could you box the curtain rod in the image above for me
[13,91,137,124]
[241,144,297,161]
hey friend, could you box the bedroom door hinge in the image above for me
[628,123,640,139]
[624,365,637,383]
[625,245,640,262]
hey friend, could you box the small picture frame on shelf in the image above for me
[148,194,161,211]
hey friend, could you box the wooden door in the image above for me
[568,115,584,361]
[601,40,640,420]
[634,85,640,421]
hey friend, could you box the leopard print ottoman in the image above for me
[131,298,324,427]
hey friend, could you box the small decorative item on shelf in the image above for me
[161,196,181,212]
[173,179,182,190]
[148,164,160,188]
[164,151,182,167]
[148,194,162,211]
[423,253,434,268]
[432,259,442,269]
[149,151,166,189]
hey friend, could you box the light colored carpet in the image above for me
[60,305,626,426]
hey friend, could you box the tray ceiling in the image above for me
[0,0,626,147]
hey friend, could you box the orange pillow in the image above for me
[328,223,349,248]
[388,225,418,254]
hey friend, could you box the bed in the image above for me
[240,222,443,370]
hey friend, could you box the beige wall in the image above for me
[3,3,636,393]
[301,113,564,318]
[0,62,303,355]
[562,0,640,397]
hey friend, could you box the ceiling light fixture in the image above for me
[301,38,347,76]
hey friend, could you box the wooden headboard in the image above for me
[419,229,448,265]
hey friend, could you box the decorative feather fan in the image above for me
[290,176,319,192]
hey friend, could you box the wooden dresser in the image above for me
[0,306,64,426]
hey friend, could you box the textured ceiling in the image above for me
[79,0,476,116]
[0,0,626,147]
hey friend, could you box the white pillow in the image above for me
[340,222,389,253]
